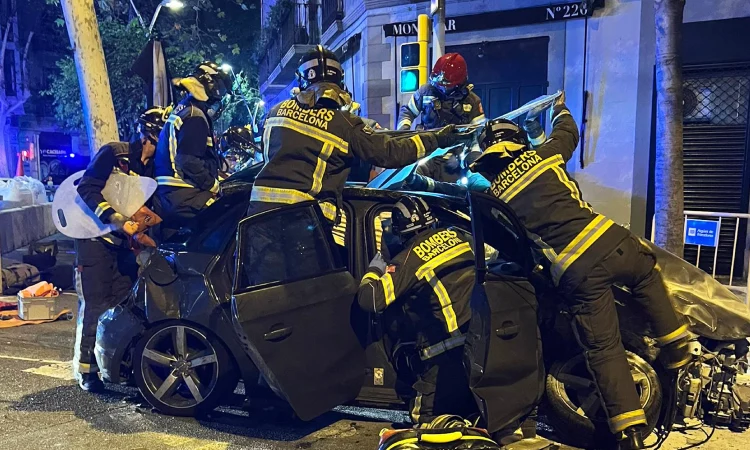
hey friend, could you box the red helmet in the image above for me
[430,53,468,94]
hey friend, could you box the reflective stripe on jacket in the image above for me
[478,110,629,291]
[357,227,475,347]
[253,97,440,210]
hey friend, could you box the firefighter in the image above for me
[397,53,485,132]
[397,53,485,183]
[357,196,477,425]
[74,107,167,392]
[219,125,260,174]
[470,94,691,449]
[153,61,232,241]
[248,45,459,237]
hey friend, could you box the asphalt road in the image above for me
[0,294,746,450]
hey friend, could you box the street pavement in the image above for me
[0,293,746,449]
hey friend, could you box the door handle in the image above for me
[496,322,519,339]
[264,326,293,342]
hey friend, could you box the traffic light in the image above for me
[400,68,420,93]
[399,42,427,93]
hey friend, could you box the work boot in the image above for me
[660,338,693,371]
[78,373,104,392]
[618,425,645,450]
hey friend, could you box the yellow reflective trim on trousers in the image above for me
[155,176,194,188]
[655,323,689,346]
[95,201,111,217]
[424,269,459,333]
[608,409,647,433]
[551,165,593,212]
[551,215,615,285]
[410,135,426,159]
[499,154,564,202]
[250,186,315,204]
[415,242,473,279]
[360,271,380,286]
[265,117,349,153]
[381,273,396,306]
[310,143,335,196]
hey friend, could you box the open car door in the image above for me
[464,192,545,433]
[231,202,365,420]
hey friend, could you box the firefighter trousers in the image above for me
[152,187,215,242]
[74,239,137,378]
[566,235,684,434]
[410,347,477,425]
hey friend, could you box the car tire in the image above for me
[542,351,662,449]
[133,320,239,417]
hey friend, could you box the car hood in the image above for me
[641,239,750,341]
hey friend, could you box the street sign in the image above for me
[384,1,598,37]
[685,219,721,247]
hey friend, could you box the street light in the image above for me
[147,0,184,35]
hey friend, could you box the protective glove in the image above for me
[404,173,430,191]
[109,212,138,235]
[550,91,570,124]
[523,118,546,147]
[130,206,162,233]
[432,125,458,148]
[368,252,388,275]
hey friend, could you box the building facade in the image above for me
[258,0,750,273]
[1,0,89,181]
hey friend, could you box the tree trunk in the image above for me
[654,0,686,256]
[60,0,119,154]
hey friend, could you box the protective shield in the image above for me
[52,171,156,239]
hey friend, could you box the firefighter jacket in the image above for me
[252,96,440,222]
[77,140,154,246]
[473,107,629,293]
[357,227,475,351]
[397,83,485,131]
[154,97,221,200]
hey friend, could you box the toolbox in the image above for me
[17,293,61,320]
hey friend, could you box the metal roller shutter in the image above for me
[682,65,750,278]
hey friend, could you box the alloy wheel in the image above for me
[139,325,220,409]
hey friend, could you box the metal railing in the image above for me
[652,210,750,296]
[321,0,344,33]
[259,1,320,84]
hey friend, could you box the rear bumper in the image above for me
[95,304,145,384]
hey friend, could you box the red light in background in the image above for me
[21,150,28,159]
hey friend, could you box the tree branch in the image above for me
[0,18,11,106]
[20,30,33,99]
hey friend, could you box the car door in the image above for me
[464,191,546,433]
[232,202,365,421]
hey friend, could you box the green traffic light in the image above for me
[401,69,419,93]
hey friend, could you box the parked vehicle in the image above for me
[94,165,750,448]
